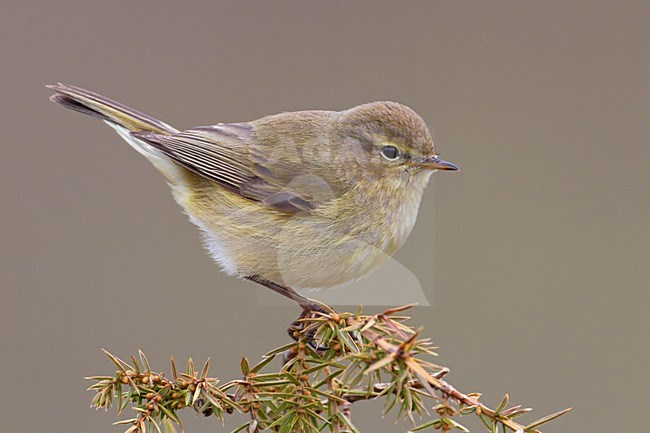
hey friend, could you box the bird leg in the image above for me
[245,275,333,342]
[245,275,331,313]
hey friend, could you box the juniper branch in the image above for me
[87,304,570,433]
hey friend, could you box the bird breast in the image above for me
[181,169,431,290]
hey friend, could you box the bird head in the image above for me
[334,101,458,184]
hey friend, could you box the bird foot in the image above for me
[287,298,333,350]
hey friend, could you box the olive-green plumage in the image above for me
[48,83,457,300]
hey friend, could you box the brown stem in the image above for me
[355,319,535,433]
[323,366,341,433]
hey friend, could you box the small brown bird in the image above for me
[48,83,458,312]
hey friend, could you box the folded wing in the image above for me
[133,123,335,214]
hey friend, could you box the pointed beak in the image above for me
[418,156,459,171]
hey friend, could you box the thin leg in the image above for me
[245,275,333,345]
[245,275,331,313]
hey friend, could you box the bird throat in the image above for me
[348,169,432,257]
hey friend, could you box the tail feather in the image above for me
[47,83,177,134]
[48,83,187,188]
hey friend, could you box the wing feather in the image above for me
[131,123,327,214]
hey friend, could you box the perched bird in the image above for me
[48,83,458,312]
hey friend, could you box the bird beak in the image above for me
[417,156,459,171]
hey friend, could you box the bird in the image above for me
[47,83,458,313]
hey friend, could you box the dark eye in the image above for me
[380,145,400,160]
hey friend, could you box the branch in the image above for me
[86,304,570,433]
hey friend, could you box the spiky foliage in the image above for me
[88,305,570,433]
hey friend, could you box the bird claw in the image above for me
[286,299,332,351]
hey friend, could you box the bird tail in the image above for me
[47,83,189,188]
[47,83,178,134]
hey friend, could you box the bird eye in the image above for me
[380,145,400,160]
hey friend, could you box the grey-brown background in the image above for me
[1,2,648,432]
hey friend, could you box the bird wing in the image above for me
[132,123,336,214]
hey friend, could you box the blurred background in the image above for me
[1,2,648,432]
